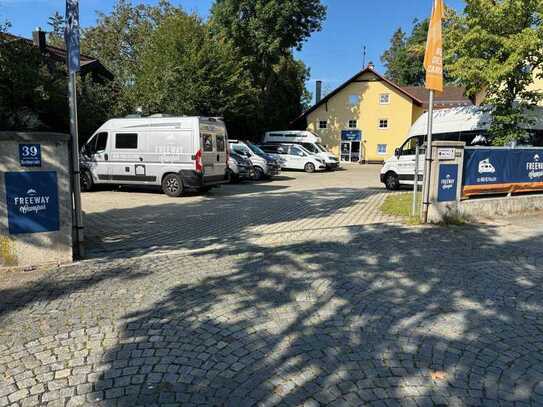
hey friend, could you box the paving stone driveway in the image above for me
[1,166,543,406]
[82,166,399,258]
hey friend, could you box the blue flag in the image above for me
[65,0,80,74]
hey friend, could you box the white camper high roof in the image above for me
[408,106,543,138]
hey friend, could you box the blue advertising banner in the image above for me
[463,149,543,191]
[341,130,362,141]
[65,0,80,74]
[19,144,41,167]
[5,172,60,234]
[438,164,458,202]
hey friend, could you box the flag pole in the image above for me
[421,90,434,223]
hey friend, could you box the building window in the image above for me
[348,120,357,128]
[379,94,390,104]
[348,95,360,106]
[319,120,328,129]
[378,119,389,129]
[377,144,387,154]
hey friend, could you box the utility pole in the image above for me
[65,0,84,258]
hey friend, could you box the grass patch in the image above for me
[380,192,422,224]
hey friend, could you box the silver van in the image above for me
[80,116,228,197]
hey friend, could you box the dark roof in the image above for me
[0,32,113,80]
[401,86,473,109]
[294,66,424,123]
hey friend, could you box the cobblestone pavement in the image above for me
[2,165,543,406]
[82,166,400,258]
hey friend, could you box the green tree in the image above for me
[47,11,65,48]
[381,10,457,86]
[210,0,327,136]
[134,13,256,127]
[447,0,543,145]
[81,0,181,115]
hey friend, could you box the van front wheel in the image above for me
[304,163,315,173]
[385,173,400,190]
[80,171,94,192]
[162,174,184,197]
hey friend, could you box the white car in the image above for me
[228,140,281,180]
[262,130,339,170]
[259,144,326,173]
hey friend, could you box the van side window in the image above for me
[290,145,305,156]
[203,134,214,152]
[116,133,138,149]
[216,135,226,152]
[95,132,108,152]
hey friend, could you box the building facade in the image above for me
[295,66,472,163]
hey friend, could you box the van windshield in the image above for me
[316,143,328,153]
[247,142,267,158]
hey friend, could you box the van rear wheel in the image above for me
[162,174,183,197]
[385,173,400,191]
[304,163,315,173]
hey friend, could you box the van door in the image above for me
[288,145,306,169]
[397,136,425,184]
[82,132,110,183]
[201,132,227,181]
[109,132,144,184]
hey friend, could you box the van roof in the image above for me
[96,116,224,132]
[408,105,543,137]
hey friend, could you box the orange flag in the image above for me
[424,0,445,92]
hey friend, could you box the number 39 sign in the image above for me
[19,144,42,167]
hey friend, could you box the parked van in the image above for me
[80,116,228,197]
[380,106,543,190]
[260,144,326,173]
[228,140,281,180]
[262,130,339,170]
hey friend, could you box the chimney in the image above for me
[316,80,322,103]
[32,27,46,51]
[367,61,375,70]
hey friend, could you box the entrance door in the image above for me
[340,142,351,163]
[350,141,361,163]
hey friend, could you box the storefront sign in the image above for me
[5,172,60,234]
[341,130,361,142]
[19,144,41,167]
[463,148,543,196]
[438,164,458,202]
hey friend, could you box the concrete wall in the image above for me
[0,132,73,269]
[307,71,422,162]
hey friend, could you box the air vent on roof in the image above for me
[149,113,173,118]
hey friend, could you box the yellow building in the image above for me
[294,66,426,163]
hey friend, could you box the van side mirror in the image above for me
[394,148,401,157]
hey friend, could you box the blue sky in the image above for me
[1,0,465,97]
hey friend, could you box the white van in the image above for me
[263,130,339,170]
[228,140,281,180]
[380,106,543,190]
[80,116,228,197]
[259,144,326,172]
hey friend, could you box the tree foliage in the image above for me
[381,10,457,86]
[134,13,256,126]
[47,11,65,48]
[210,0,326,136]
[447,0,543,145]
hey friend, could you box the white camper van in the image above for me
[80,116,228,197]
[380,106,543,190]
[262,131,339,170]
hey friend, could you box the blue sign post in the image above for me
[437,164,458,202]
[341,130,362,142]
[19,144,42,167]
[5,172,60,234]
